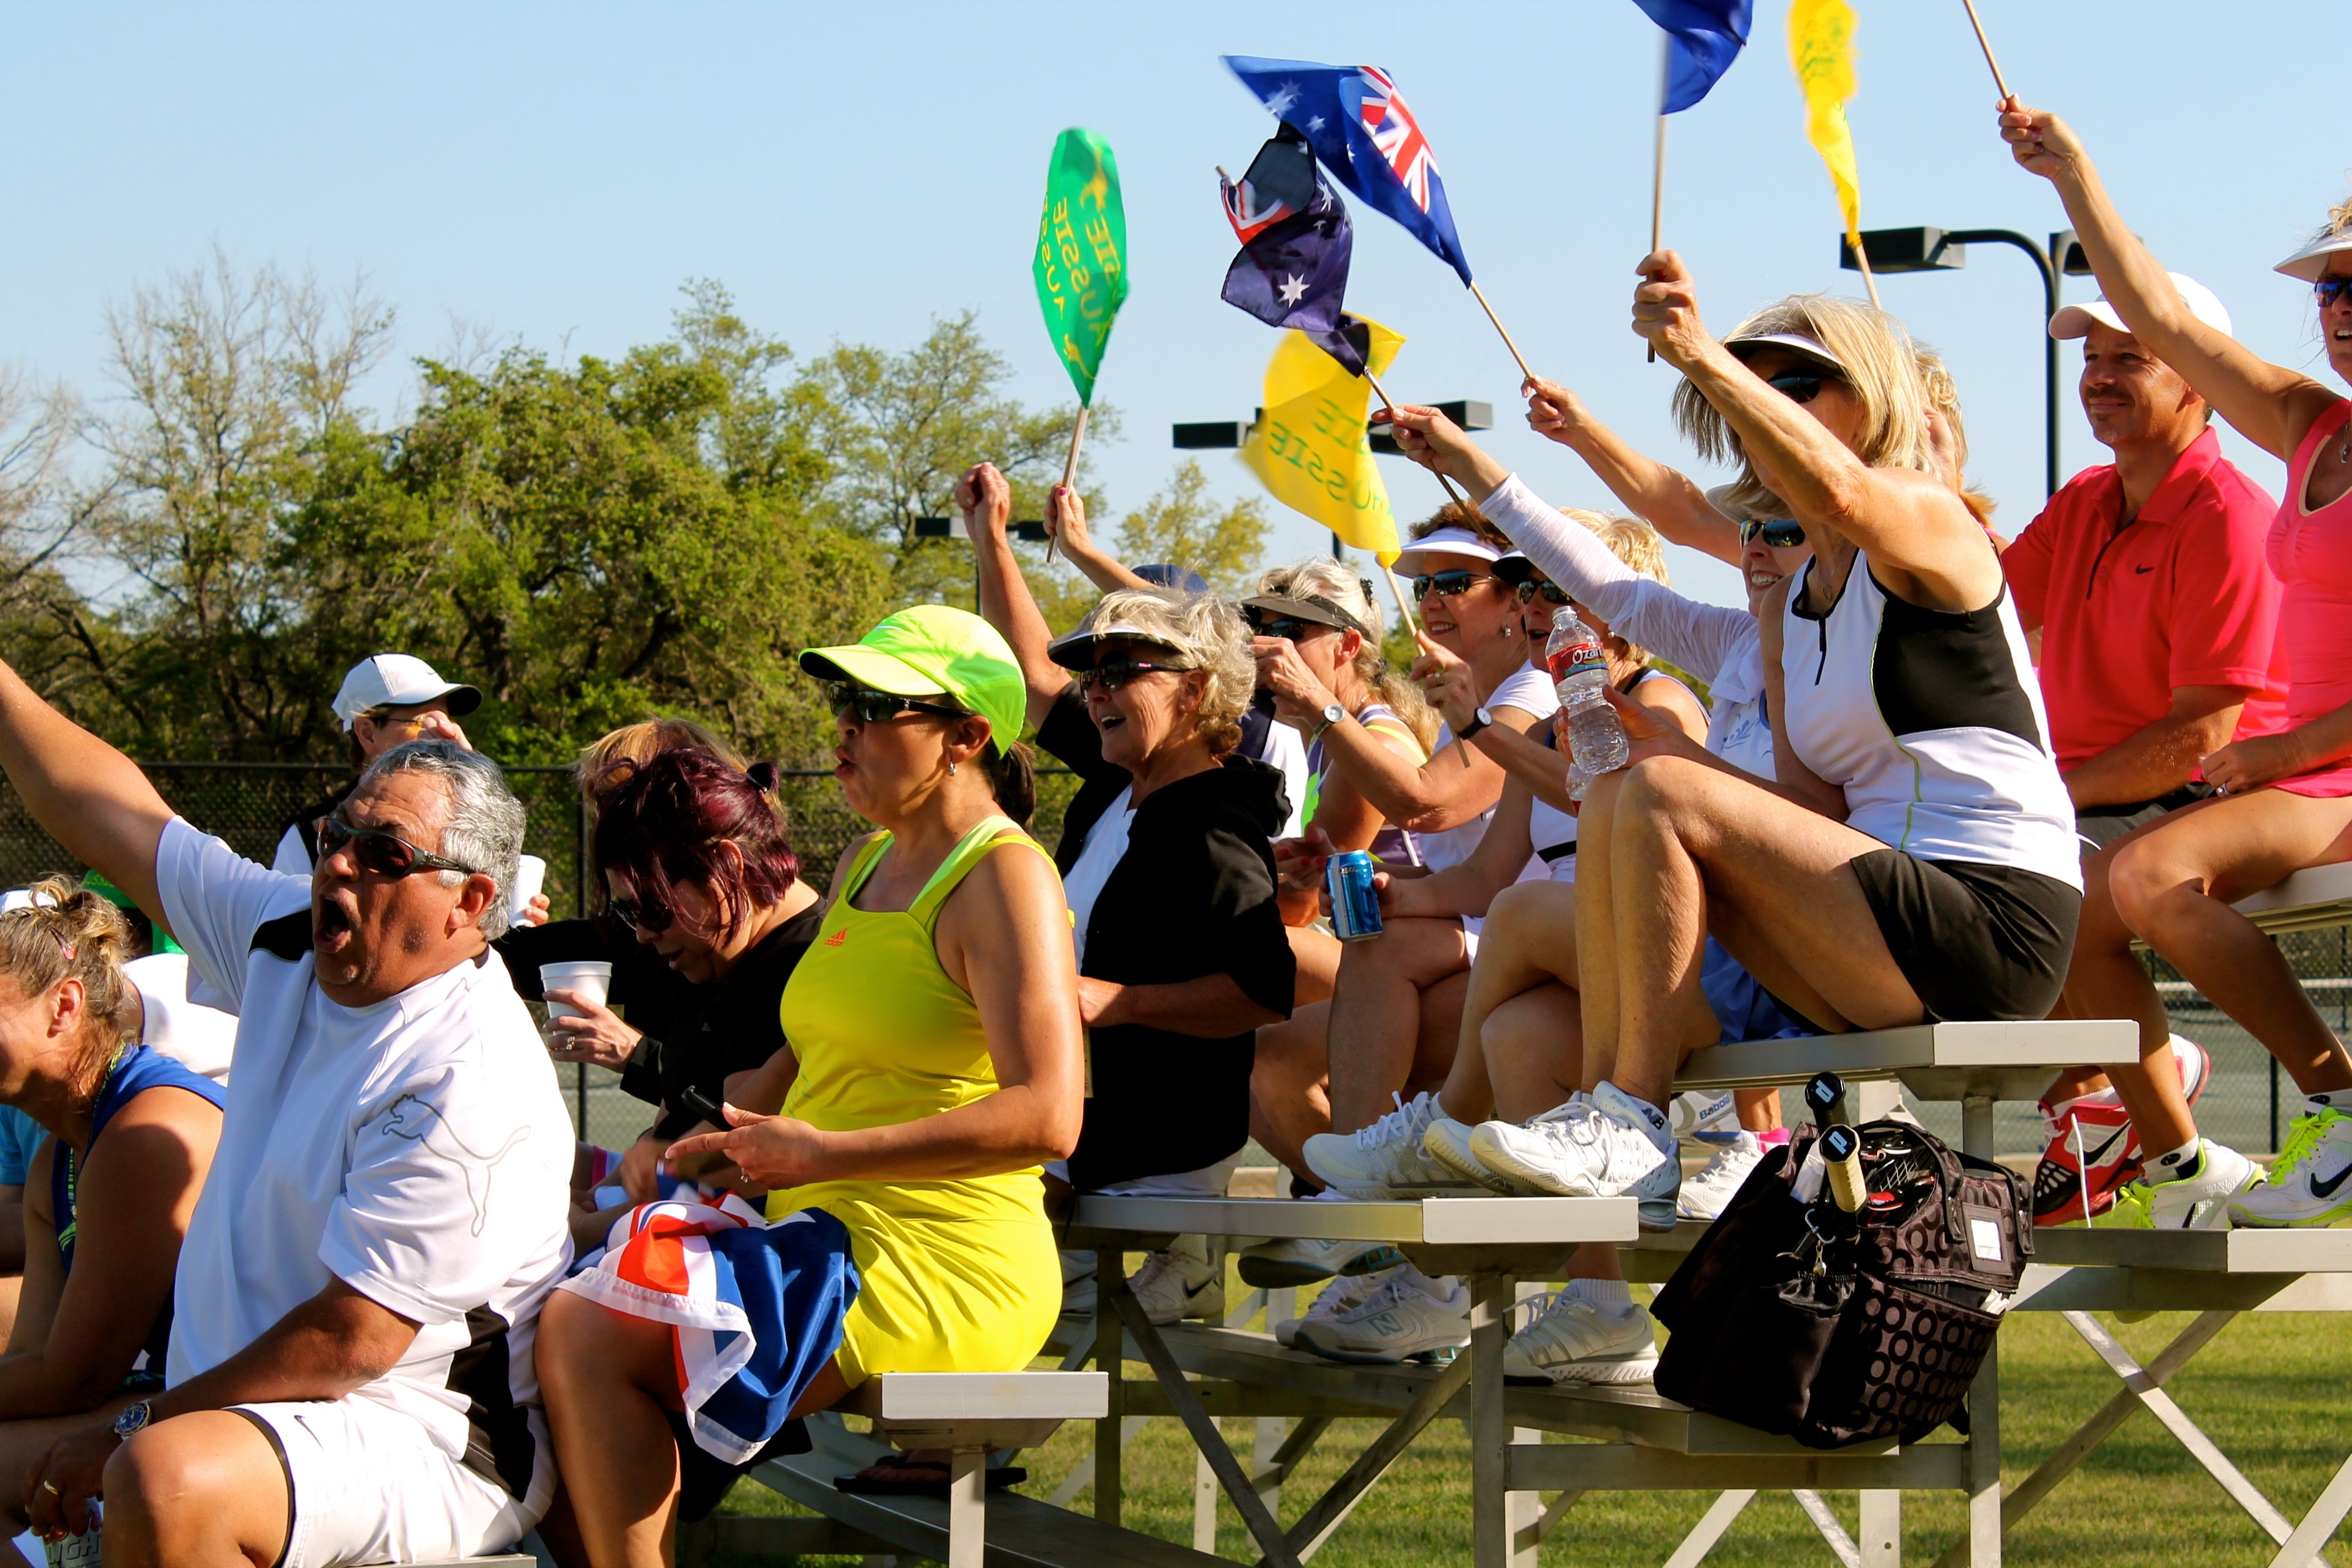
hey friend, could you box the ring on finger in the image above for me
[40,1480,58,1495]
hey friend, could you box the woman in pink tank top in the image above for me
[2004,99,2352,1229]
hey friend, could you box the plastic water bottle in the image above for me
[1544,608,1629,777]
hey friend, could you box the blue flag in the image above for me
[1222,56,1472,286]
[1631,0,1752,113]
[1219,127,1366,373]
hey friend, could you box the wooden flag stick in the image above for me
[1047,406,1088,563]
[1362,367,1466,507]
[1958,0,2012,101]
[1466,282,1534,384]
[1648,41,1669,364]
[1852,236,1885,311]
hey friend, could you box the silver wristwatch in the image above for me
[1309,702,1347,743]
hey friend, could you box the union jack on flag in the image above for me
[1223,56,1473,285]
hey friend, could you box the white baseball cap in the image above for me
[1393,526,1510,575]
[2275,225,2352,284]
[2049,274,2233,341]
[331,654,482,733]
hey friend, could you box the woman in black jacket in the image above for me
[962,462,1294,1326]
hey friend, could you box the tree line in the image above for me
[0,257,1270,767]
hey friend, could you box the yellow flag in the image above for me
[1242,318,1407,564]
[1788,0,1863,244]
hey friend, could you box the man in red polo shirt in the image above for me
[2003,273,2287,1224]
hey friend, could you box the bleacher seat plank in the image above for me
[1675,1019,2136,1099]
[1069,1193,1637,1246]
[2031,1227,2352,1272]
[2230,859,2352,934]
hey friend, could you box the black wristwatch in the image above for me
[1309,701,1347,743]
[112,1399,154,1440]
[1457,705,1495,742]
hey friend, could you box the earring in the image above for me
[948,760,959,776]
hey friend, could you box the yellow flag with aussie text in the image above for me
[1242,317,1406,564]
[1788,0,1863,246]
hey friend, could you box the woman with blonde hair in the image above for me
[1502,255,2079,1227]
[0,879,224,1543]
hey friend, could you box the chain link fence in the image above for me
[0,763,2332,1158]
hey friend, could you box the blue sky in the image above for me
[2,2,2339,609]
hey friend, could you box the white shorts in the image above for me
[234,1398,547,1568]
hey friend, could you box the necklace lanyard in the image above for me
[57,1049,125,1257]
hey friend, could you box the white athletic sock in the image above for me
[2148,1137,2202,1181]
[1570,1278,1635,1315]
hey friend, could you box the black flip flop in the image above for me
[834,1460,1027,1496]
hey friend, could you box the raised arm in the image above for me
[1521,378,1744,564]
[0,660,172,923]
[2000,100,2339,461]
[1039,484,1153,595]
[963,462,1067,732]
[1638,250,1999,613]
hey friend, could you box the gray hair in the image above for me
[1079,588,1255,758]
[358,740,527,939]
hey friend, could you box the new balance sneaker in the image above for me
[1237,1233,1407,1289]
[1130,1235,1225,1325]
[1292,1266,1472,1365]
[2031,1035,2212,1226]
[2111,1140,2263,1230]
[1422,1109,1544,1195]
[1274,1272,1375,1348]
[1501,1291,1659,1385]
[2231,1109,2352,1228]
[1469,1083,1681,1230]
[1670,1090,1742,1145]
[1675,1130,1766,1221]
[1303,1091,1476,1197]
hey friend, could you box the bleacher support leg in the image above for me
[1960,1095,2001,1568]
[946,1446,986,1568]
[1468,1271,1518,1568]
[1094,1248,1124,1527]
[1859,1489,1901,1566]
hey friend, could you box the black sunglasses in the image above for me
[1740,518,1809,548]
[1245,612,1332,642]
[1411,569,1498,601]
[317,817,475,879]
[1516,580,1571,607]
[824,682,967,726]
[1075,658,1185,693]
[1766,373,1839,405]
[608,895,674,935]
[2317,276,2352,311]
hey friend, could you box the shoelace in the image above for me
[1353,1090,1429,1150]
[2270,1112,2343,1183]
[1515,1291,1602,1358]
[1305,1275,1374,1322]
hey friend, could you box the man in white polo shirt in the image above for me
[0,656,572,1567]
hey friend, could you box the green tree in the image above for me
[1113,460,1270,598]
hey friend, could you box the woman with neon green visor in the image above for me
[538,606,1083,1560]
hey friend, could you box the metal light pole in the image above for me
[1174,402,1495,558]
[1840,226,2092,499]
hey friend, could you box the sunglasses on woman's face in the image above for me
[824,682,966,726]
[1411,569,1498,601]
[2317,276,2352,311]
[1075,658,1184,693]
[316,817,475,879]
[1245,612,1330,642]
[1766,373,1839,405]
[1516,580,1571,606]
[608,895,674,935]
[1740,518,1809,548]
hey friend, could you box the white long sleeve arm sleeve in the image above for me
[1479,473,1756,685]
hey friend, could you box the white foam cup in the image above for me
[510,853,547,914]
[539,961,612,1025]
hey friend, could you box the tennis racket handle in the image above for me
[1823,1124,1868,1213]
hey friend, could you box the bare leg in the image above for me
[1444,883,1581,1125]
[1251,1004,1331,1180]
[103,1411,291,1568]
[2050,826,2191,1150]
[1483,986,1584,1123]
[1734,1087,1783,1131]
[1577,772,1628,1089]
[1408,970,1472,1095]
[1325,917,1471,1130]
[1287,925,1341,1008]
[539,1291,692,1568]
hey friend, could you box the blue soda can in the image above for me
[1326,850,1384,942]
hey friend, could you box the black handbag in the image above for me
[1651,1120,2030,1449]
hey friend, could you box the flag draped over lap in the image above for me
[1243,317,1404,563]
[1787,0,1864,244]
[1631,0,1753,112]
[1034,128,1129,405]
[560,1196,860,1464]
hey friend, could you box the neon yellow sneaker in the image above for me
[2111,1140,2262,1229]
[2231,1110,2352,1228]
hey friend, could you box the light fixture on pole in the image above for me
[1174,404,1494,557]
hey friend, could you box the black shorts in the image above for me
[1848,852,2080,1022]
[2073,783,2216,856]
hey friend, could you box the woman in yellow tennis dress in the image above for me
[538,606,1083,1568]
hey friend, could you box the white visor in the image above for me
[1393,526,1506,575]
[1725,331,1848,373]
[2276,228,2352,284]
[2050,273,2233,340]
[1047,621,1189,671]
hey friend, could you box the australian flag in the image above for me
[1223,56,1472,286]
[1219,126,1368,373]
[1631,0,1752,114]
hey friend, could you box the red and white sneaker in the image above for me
[2031,1034,2211,1226]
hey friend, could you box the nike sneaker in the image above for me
[2110,1139,2262,1230]
[2032,1035,2212,1227]
[1675,1130,1767,1221]
[2231,1109,2352,1228]
[1502,1290,1659,1385]
[1303,1091,1476,1197]
[1292,1265,1472,1365]
[1469,1083,1681,1231]
[1129,1235,1225,1326]
[1237,1233,1406,1290]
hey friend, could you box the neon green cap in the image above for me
[799,606,1027,755]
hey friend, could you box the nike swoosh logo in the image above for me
[2312,1162,2352,1199]
[2134,565,2155,574]
[2078,1124,2131,1167]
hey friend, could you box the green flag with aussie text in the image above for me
[1033,128,1129,405]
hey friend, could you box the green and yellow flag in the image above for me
[1033,128,1129,406]
[1242,316,1406,564]
[1788,0,1863,247]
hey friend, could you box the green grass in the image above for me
[715,1304,2352,1565]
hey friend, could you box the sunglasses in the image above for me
[1766,373,1840,405]
[1411,569,1498,601]
[608,895,674,935]
[1245,612,1332,642]
[824,682,967,726]
[1740,518,1809,548]
[1075,658,1185,693]
[316,817,475,879]
[1516,580,1571,607]
[2317,276,2352,311]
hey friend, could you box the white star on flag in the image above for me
[1276,274,1309,306]
[1265,82,1298,117]
[1306,115,1325,132]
